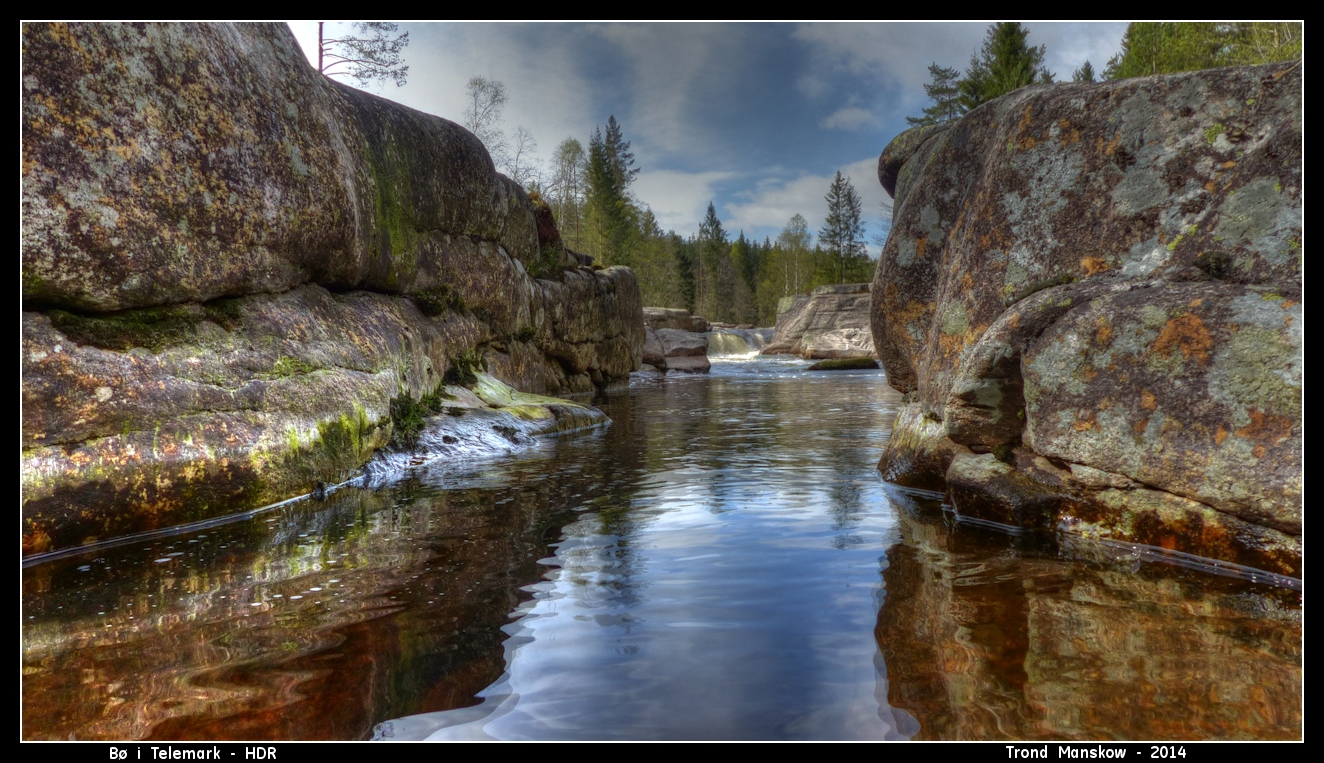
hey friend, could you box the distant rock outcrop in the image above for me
[21,23,642,555]
[871,63,1301,576]
[763,284,875,359]
[654,328,711,374]
[644,306,709,333]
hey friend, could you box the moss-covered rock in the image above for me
[21,23,644,555]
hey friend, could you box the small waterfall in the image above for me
[707,328,775,358]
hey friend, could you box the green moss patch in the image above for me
[443,348,483,387]
[412,285,466,317]
[48,305,204,352]
[262,356,318,379]
[388,385,452,449]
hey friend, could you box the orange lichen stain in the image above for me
[1281,299,1298,309]
[1204,181,1217,193]
[1134,418,1149,435]
[1083,367,1098,380]
[1214,426,1229,446]
[1140,389,1157,410]
[1235,409,1293,458]
[1017,105,1035,135]
[894,300,932,329]
[1187,297,1203,308]
[938,332,965,358]
[1099,398,1112,411]
[1080,256,1109,275]
[1057,119,1081,145]
[1073,419,1096,432]
[914,236,927,260]
[1007,313,1022,330]
[1102,134,1122,156]
[1095,317,1113,346]
[1152,313,1213,365]
[1222,160,1237,169]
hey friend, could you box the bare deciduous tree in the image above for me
[318,22,409,89]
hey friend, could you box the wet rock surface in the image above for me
[871,64,1301,575]
[763,283,876,359]
[21,23,642,555]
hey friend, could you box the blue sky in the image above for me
[288,22,1128,254]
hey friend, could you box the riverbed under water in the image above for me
[21,355,1302,741]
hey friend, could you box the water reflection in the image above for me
[876,490,1302,740]
[22,357,1300,740]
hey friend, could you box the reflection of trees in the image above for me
[874,496,1302,740]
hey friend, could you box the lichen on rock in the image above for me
[871,63,1302,577]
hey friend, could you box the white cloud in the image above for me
[821,106,879,131]
[633,169,738,235]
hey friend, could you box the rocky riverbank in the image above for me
[870,63,1301,576]
[21,23,642,555]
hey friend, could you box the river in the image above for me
[21,356,1301,741]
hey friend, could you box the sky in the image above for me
[287,22,1128,255]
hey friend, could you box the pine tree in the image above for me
[582,119,640,267]
[1103,23,1225,80]
[603,116,639,191]
[819,173,865,285]
[906,63,964,126]
[958,22,1052,112]
[1072,60,1097,82]
[696,202,727,320]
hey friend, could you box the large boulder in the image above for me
[762,283,875,358]
[21,23,643,556]
[872,63,1301,576]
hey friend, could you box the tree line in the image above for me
[908,21,1303,127]
[462,78,874,325]
[312,21,1299,326]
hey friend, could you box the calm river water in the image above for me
[21,356,1301,741]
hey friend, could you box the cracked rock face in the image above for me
[763,283,876,359]
[871,63,1301,576]
[21,23,643,555]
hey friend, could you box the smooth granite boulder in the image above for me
[872,63,1301,575]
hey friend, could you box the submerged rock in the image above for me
[807,357,880,371]
[763,284,876,359]
[871,63,1301,576]
[20,23,640,555]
